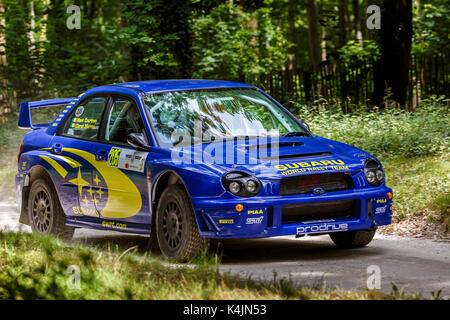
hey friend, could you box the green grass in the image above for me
[0,231,423,300]
[384,154,450,226]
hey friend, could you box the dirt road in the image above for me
[1,200,449,298]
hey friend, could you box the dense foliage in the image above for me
[296,96,449,158]
[0,0,448,113]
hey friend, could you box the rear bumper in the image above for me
[191,186,393,239]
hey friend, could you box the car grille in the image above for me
[282,199,355,224]
[279,172,351,196]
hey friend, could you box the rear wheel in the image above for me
[156,184,208,261]
[28,178,74,241]
[329,229,376,248]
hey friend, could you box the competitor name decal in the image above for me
[107,147,148,173]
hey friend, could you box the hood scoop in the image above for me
[247,141,304,150]
[259,151,333,160]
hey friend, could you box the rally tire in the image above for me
[156,184,208,262]
[28,177,74,241]
[329,229,376,248]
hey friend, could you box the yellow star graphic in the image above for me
[87,187,94,197]
[82,195,90,206]
[94,174,101,186]
[96,188,104,198]
[69,168,90,196]
[92,196,99,205]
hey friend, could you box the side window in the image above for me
[104,98,147,146]
[63,97,107,139]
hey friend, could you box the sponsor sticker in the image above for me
[72,206,99,217]
[102,221,127,230]
[219,219,234,224]
[107,147,148,173]
[247,209,264,215]
[246,216,264,225]
[75,106,84,117]
[296,223,348,235]
[375,205,387,214]
[275,159,349,176]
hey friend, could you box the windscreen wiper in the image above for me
[281,131,309,137]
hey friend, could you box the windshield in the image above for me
[144,88,308,147]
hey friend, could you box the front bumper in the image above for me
[191,186,393,239]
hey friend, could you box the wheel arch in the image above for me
[151,170,191,224]
[19,165,54,226]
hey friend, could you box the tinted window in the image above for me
[104,98,147,146]
[63,97,107,139]
[144,88,306,147]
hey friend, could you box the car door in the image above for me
[50,95,109,219]
[87,96,151,226]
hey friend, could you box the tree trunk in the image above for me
[304,0,321,72]
[338,0,349,47]
[287,0,298,71]
[29,1,35,47]
[353,0,363,44]
[321,24,327,61]
[371,0,413,108]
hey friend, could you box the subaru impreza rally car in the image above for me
[15,80,393,261]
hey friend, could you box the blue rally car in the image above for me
[15,80,393,261]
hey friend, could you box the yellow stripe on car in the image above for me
[46,154,82,168]
[40,155,69,178]
[63,148,142,219]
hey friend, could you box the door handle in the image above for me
[95,150,108,161]
[51,143,62,154]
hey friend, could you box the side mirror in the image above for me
[127,133,149,151]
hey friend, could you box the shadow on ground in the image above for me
[72,230,383,264]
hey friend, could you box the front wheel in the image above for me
[28,177,74,241]
[329,229,376,248]
[156,185,208,262]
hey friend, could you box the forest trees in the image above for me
[0,0,448,116]
[371,0,413,108]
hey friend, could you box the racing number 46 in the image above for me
[108,148,121,167]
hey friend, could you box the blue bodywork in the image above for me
[15,80,393,238]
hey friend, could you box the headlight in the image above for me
[246,180,257,193]
[364,159,384,186]
[229,181,241,194]
[222,171,261,197]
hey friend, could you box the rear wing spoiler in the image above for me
[18,98,75,129]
